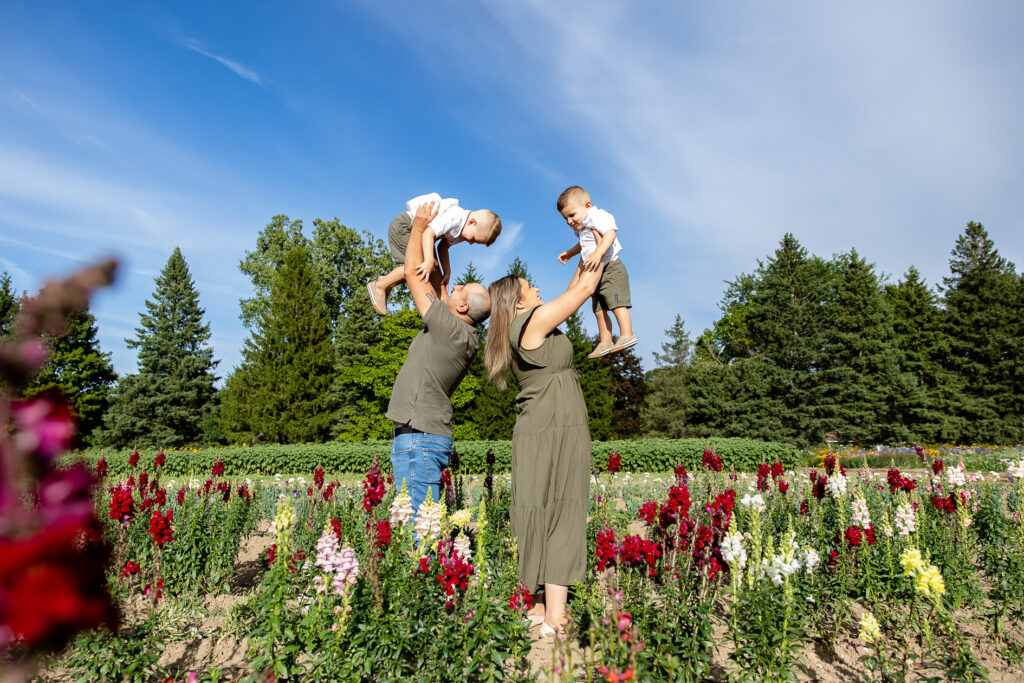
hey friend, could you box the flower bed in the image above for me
[29,449,1024,681]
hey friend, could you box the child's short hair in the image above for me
[556,186,590,212]
[478,210,502,246]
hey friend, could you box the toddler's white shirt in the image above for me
[574,207,622,263]
[406,193,470,243]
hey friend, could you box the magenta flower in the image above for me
[12,397,75,461]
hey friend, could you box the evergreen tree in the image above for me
[942,222,1020,442]
[887,267,961,441]
[565,312,612,440]
[101,248,219,447]
[682,359,785,441]
[455,261,483,286]
[818,251,914,444]
[644,316,693,438]
[604,347,646,439]
[507,256,534,285]
[223,246,336,444]
[0,272,19,338]
[741,234,834,445]
[25,308,117,444]
[238,215,310,329]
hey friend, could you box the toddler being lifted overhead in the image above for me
[368,192,501,314]
[556,185,637,358]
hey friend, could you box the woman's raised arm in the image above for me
[519,265,603,351]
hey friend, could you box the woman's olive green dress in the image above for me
[508,308,592,591]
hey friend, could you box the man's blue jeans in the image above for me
[391,431,452,519]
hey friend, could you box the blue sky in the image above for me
[2,1,1022,379]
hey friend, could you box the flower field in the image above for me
[16,447,1023,681]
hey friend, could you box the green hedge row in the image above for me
[71,437,802,477]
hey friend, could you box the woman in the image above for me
[485,267,602,636]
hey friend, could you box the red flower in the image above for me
[237,484,251,500]
[143,578,164,601]
[436,548,474,597]
[607,450,621,474]
[637,500,658,526]
[800,500,810,515]
[673,463,688,483]
[864,526,877,546]
[933,459,944,475]
[595,528,617,571]
[153,451,165,469]
[701,449,723,472]
[129,450,140,468]
[620,535,661,576]
[154,488,167,507]
[778,479,790,494]
[122,560,141,577]
[176,486,187,506]
[812,476,826,500]
[376,520,392,549]
[844,526,862,548]
[887,468,916,493]
[770,461,785,479]
[418,557,431,573]
[148,509,174,547]
[0,518,118,651]
[108,486,135,525]
[95,457,107,478]
[211,459,225,477]
[824,454,836,476]
[362,462,386,512]
[138,471,149,491]
[508,583,533,612]
[314,466,325,489]
[331,518,343,543]
[597,665,636,682]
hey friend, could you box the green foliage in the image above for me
[644,315,692,438]
[943,221,1021,442]
[75,437,801,475]
[817,250,914,444]
[604,344,647,439]
[220,246,336,444]
[24,307,117,444]
[100,247,219,448]
[887,266,963,442]
[0,270,19,338]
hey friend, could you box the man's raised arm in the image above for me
[405,202,444,317]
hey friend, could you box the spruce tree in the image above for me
[818,251,914,444]
[507,256,534,285]
[942,222,1019,442]
[604,347,646,439]
[887,267,961,441]
[565,312,612,440]
[101,247,219,447]
[455,261,483,286]
[26,308,117,444]
[0,272,19,338]
[225,246,336,444]
[644,316,693,438]
[742,234,834,445]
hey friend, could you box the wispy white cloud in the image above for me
[184,39,265,87]
[0,256,31,292]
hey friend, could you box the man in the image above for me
[386,202,491,518]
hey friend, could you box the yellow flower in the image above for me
[858,611,881,643]
[900,548,924,576]
[916,565,946,598]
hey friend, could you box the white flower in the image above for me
[851,495,871,529]
[415,494,445,549]
[1007,460,1024,480]
[945,463,966,488]
[390,490,415,525]
[763,555,801,586]
[895,501,916,537]
[720,531,747,570]
[740,493,766,513]
[799,547,820,573]
[453,533,472,561]
[827,473,848,499]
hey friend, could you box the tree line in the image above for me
[2,218,1019,449]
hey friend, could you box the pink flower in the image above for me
[12,397,76,461]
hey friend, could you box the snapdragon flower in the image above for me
[1007,460,1024,481]
[453,533,472,561]
[945,463,966,488]
[450,509,473,529]
[740,493,766,513]
[390,486,414,525]
[827,473,849,499]
[415,494,445,550]
[850,494,871,529]
[720,531,747,570]
[799,547,820,573]
[858,611,881,643]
